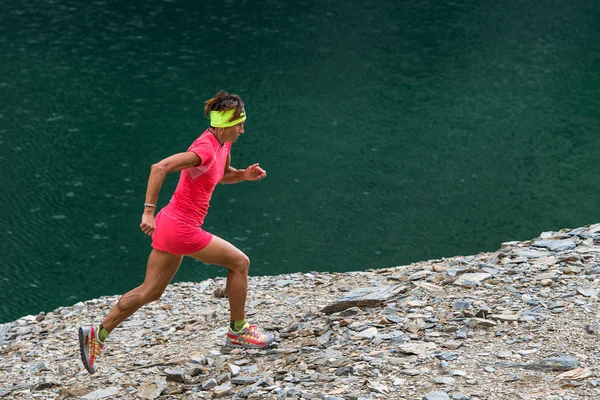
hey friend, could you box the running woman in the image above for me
[78,90,274,374]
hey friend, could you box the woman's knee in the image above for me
[141,286,165,303]
[230,253,250,274]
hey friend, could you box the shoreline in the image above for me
[1,224,599,399]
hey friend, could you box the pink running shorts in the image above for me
[151,209,213,255]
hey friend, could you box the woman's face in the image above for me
[222,122,245,143]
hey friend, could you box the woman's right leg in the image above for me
[188,235,249,322]
[101,249,183,332]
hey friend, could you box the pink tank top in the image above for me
[165,129,231,226]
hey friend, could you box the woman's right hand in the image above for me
[140,212,156,236]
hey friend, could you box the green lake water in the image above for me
[1,0,599,323]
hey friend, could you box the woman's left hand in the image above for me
[245,163,267,181]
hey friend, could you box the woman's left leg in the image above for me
[188,234,274,348]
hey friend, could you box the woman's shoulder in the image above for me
[188,129,214,148]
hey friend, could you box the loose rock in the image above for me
[0,224,599,399]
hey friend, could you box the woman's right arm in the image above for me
[140,151,201,235]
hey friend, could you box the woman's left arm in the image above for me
[220,154,267,184]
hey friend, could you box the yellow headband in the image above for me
[209,108,246,128]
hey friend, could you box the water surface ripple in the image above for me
[1,0,599,322]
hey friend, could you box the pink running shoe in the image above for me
[225,324,274,349]
[78,326,104,374]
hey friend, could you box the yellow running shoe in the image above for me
[78,326,104,374]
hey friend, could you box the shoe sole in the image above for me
[225,338,275,349]
[78,327,96,374]
[225,343,274,349]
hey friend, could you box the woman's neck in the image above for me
[209,127,224,145]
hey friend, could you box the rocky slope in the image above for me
[1,224,599,400]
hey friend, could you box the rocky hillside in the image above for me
[1,224,599,400]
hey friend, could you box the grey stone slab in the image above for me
[532,239,577,251]
[82,387,120,399]
[0,324,9,344]
[321,285,407,314]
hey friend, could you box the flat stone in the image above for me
[231,376,262,385]
[385,315,403,324]
[0,324,8,344]
[453,301,473,311]
[201,378,218,390]
[514,249,548,258]
[406,300,427,308]
[456,328,468,339]
[0,384,32,397]
[540,231,569,240]
[532,239,577,251]
[489,314,520,322]
[468,318,497,328]
[398,342,438,355]
[577,287,598,297]
[353,326,378,339]
[425,391,450,400]
[442,341,463,350]
[451,394,469,400]
[212,381,232,398]
[401,369,422,376]
[321,285,407,314]
[517,349,538,356]
[563,265,582,274]
[497,350,512,359]
[453,273,491,287]
[163,368,185,382]
[531,355,579,371]
[433,264,447,272]
[34,382,55,391]
[434,376,456,385]
[408,271,431,281]
[534,272,558,280]
[82,387,120,399]
[227,363,241,376]
[481,266,500,275]
[586,323,600,335]
[338,307,362,317]
[274,279,296,287]
[137,377,167,400]
[438,351,459,361]
[367,380,389,394]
